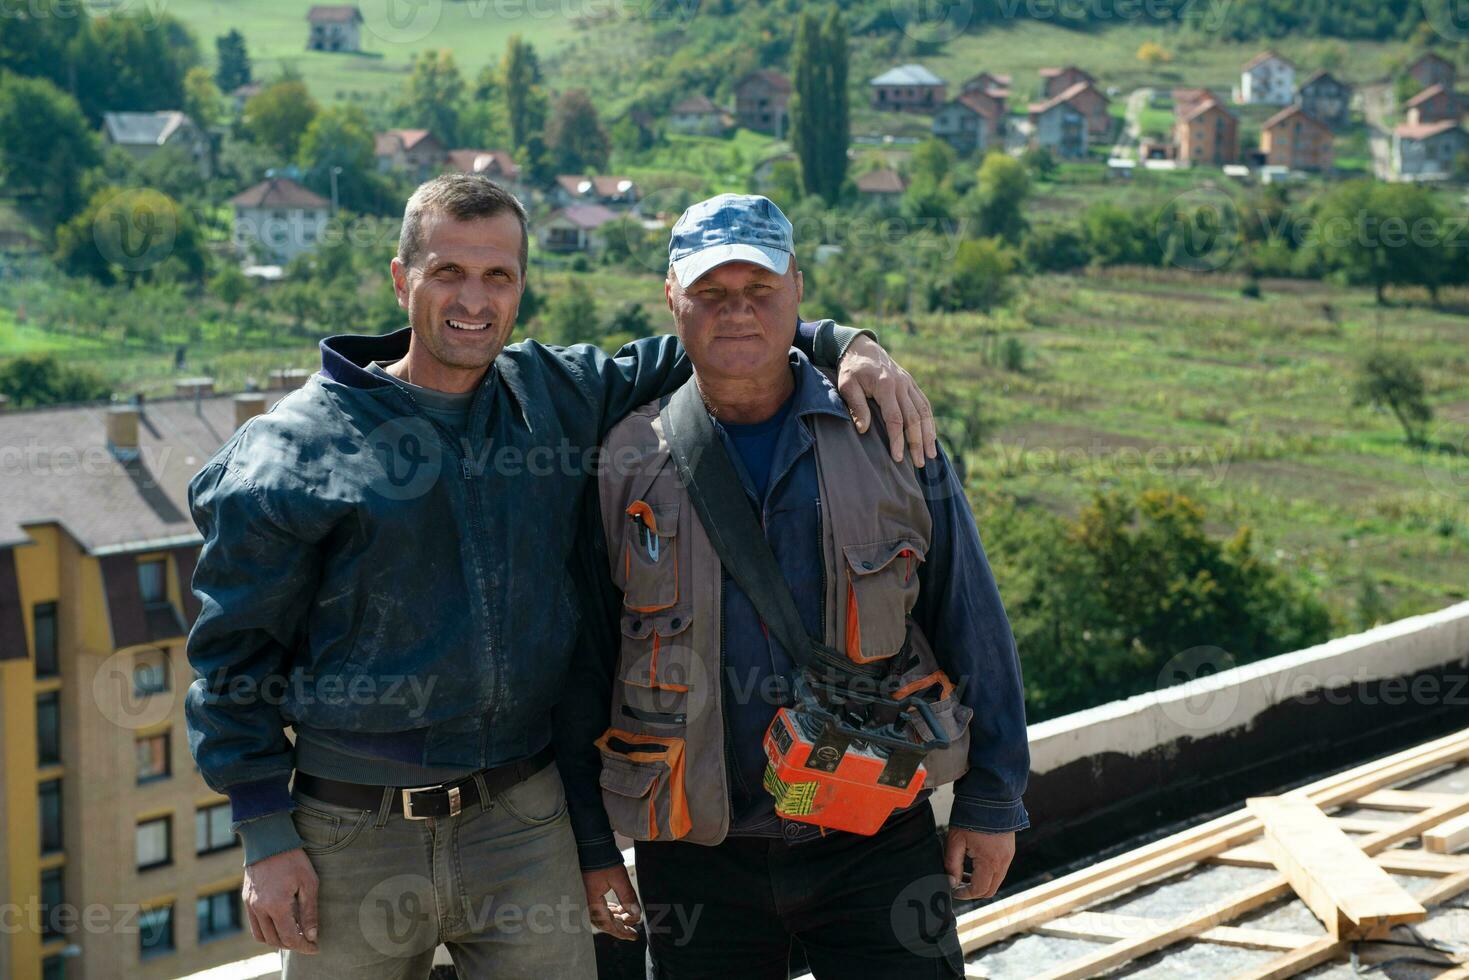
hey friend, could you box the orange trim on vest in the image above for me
[595,730,692,840]
[892,669,956,702]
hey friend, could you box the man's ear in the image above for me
[793,268,804,305]
[665,274,675,313]
[390,257,410,310]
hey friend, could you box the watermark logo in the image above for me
[364,416,443,501]
[1422,0,1469,41]
[360,0,444,44]
[1156,645,1240,731]
[1157,186,1240,272]
[889,0,974,43]
[359,874,438,957]
[92,189,178,274]
[92,650,176,730]
[890,873,961,959]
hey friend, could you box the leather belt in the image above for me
[292,745,555,820]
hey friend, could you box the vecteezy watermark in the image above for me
[194,668,440,717]
[0,439,175,482]
[890,873,962,960]
[1157,186,1241,272]
[93,649,177,730]
[0,898,154,938]
[1155,645,1241,731]
[983,437,1235,487]
[0,0,168,23]
[992,0,1235,32]
[92,188,179,274]
[889,0,975,43]
[1422,0,1469,41]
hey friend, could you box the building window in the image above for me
[139,904,175,958]
[136,731,170,784]
[42,955,66,980]
[40,867,63,940]
[137,815,172,870]
[197,890,243,943]
[133,650,169,697]
[37,691,61,766]
[39,779,62,854]
[138,559,167,606]
[34,601,58,677]
[196,803,237,855]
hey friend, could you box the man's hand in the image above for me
[583,864,641,941]
[836,334,937,466]
[243,848,319,953]
[944,829,1015,901]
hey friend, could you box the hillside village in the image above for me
[65,4,1469,277]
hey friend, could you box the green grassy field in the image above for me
[167,0,591,99]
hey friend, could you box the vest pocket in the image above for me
[595,729,691,841]
[842,538,925,663]
[619,608,695,695]
[622,499,680,613]
[888,637,973,788]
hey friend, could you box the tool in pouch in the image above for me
[660,380,951,836]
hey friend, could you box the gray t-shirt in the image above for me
[367,360,475,433]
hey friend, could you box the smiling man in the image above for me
[562,195,1030,978]
[184,175,938,980]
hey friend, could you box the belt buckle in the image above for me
[401,784,462,820]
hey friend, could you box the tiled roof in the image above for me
[1405,83,1450,108]
[1262,104,1327,131]
[854,168,905,194]
[307,4,361,22]
[1394,119,1464,141]
[672,95,722,115]
[0,393,284,552]
[954,90,1003,119]
[444,148,519,179]
[1178,96,1234,124]
[1242,50,1293,72]
[375,129,437,155]
[737,69,791,94]
[550,204,622,229]
[556,175,637,198]
[228,176,330,209]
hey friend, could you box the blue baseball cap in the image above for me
[668,193,793,288]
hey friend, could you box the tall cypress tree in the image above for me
[789,9,849,204]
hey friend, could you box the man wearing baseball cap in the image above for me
[560,195,1030,977]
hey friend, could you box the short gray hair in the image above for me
[398,173,529,274]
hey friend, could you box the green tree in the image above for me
[68,13,200,122]
[54,187,208,285]
[298,105,380,212]
[1308,180,1452,304]
[540,278,600,345]
[789,8,849,203]
[183,66,224,129]
[244,78,319,159]
[210,264,250,310]
[402,49,465,148]
[909,138,956,186]
[1353,350,1433,445]
[948,237,1018,312]
[546,89,609,173]
[215,29,252,93]
[0,74,101,227]
[503,36,548,160]
[0,356,111,408]
[964,153,1030,243]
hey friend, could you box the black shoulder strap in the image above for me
[660,380,814,671]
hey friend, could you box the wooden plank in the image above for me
[1214,842,1469,876]
[1247,796,1426,939]
[1424,811,1469,855]
[1419,867,1469,906]
[956,729,1469,952]
[1357,789,1464,810]
[1034,911,1317,951]
[1226,935,1344,980]
[1333,815,1403,834]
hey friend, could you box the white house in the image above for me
[306,5,363,52]
[1238,51,1296,106]
[539,204,622,253]
[229,177,331,264]
[102,111,211,177]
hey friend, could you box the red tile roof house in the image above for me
[443,149,521,192]
[668,95,732,137]
[374,129,446,182]
[1392,119,1469,179]
[932,89,1006,155]
[228,177,331,265]
[735,69,791,137]
[1056,79,1111,138]
[306,4,363,52]
[869,64,947,113]
[1175,96,1239,166]
[962,71,1012,99]
[1028,88,1089,159]
[1404,84,1462,127]
[853,168,907,199]
[552,175,640,208]
[1237,50,1297,106]
[538,204,622,253]
[1408,51,1457,93]
[1038,65,1095,99]
[1260,105,1334,171]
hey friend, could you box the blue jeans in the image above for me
[281,762,595,980]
